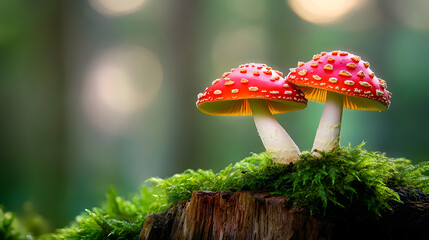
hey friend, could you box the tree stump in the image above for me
[140,190,429,240]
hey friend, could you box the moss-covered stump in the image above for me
[140,190,429,240]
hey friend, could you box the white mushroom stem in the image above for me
[249,99,301,164]
[312,91,344,155]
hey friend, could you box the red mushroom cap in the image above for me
[286,51,391,111]
[197,63,307,116]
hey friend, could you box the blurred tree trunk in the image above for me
[0,0,68,228]
[165,0,203,172]
[44,0,68,227]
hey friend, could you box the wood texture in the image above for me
[140,190,429,240]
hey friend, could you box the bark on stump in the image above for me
[140,190,429,240]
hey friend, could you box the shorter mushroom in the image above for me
[196,63,307,164]
[286,51,391,154]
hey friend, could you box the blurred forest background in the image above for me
[1,0,429,229]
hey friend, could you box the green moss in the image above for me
[0,205,52,240]
[151,143,428,216]
[0,208,27,240]
[2,143,428,239]
[42,187,166,240]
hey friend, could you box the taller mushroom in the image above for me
[196,63,307,164]
[287,51,392,154]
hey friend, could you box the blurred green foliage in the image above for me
[45,187,164,240]
[0,208,25,240]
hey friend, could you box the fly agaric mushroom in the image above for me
[196,63,308,164]
[286,51,391,154]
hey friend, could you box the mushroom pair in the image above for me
[196,51,391,164]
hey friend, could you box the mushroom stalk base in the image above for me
[249,99,300,164]
[312,91,344,155]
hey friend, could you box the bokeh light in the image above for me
[83,46,163,134]
[288,0,365,25]
[89,0,147,17]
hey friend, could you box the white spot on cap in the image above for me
[339,70,352,77]
[324,64,333,71]
[379,79,387,89]
[270,76,280,81]
[376,89,384,96]
[270,91,279,94]
[249,86,259,92]
[212,79,220,85]
[346,63,356,69]
[329,77,338,83]
[344,80,355,86]
[214,90,222,95]
[363,62,370,68]
[359,81,371,87]
[313,75,321,80]
[351,56,361,62]
[231,89,239,94]
[284,90,292,95]
[298,69,307,76]
[225,80,235,85]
